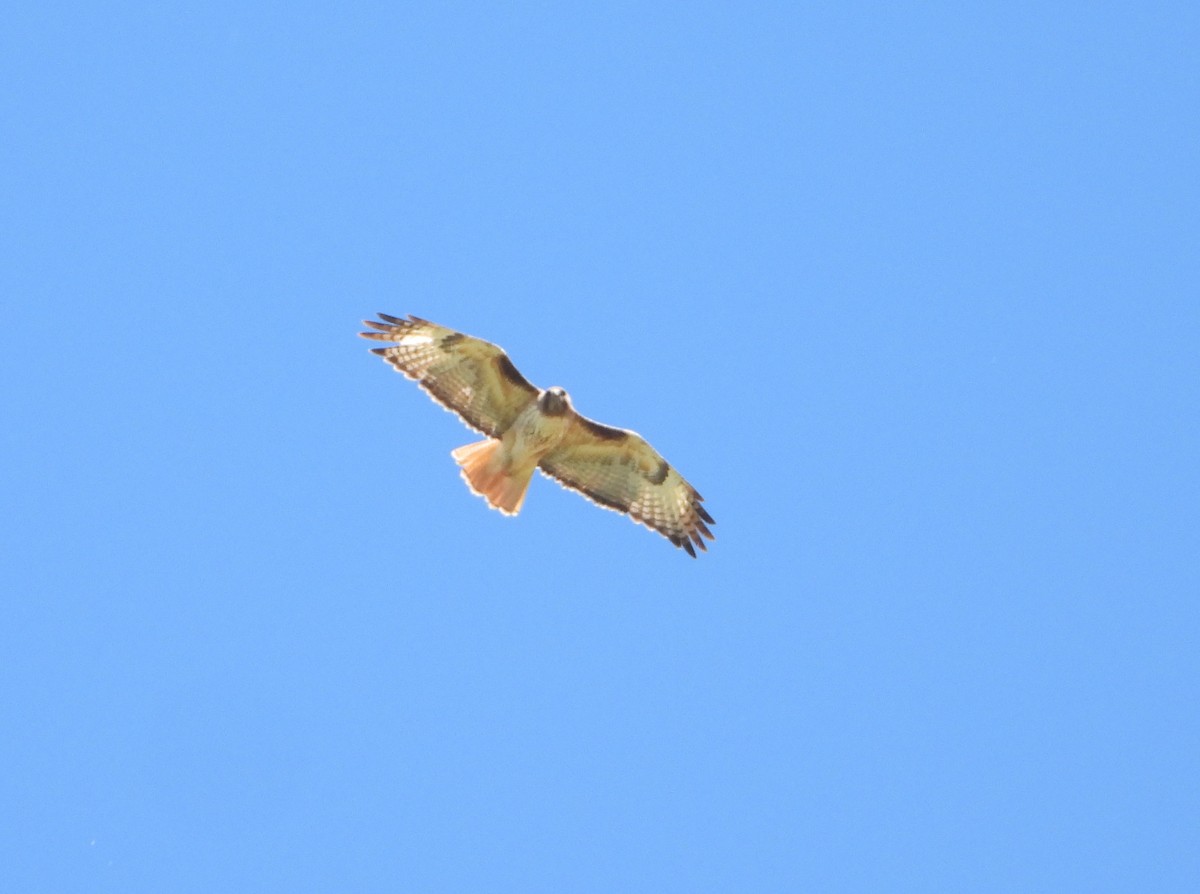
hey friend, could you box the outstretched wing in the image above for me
[360,314,539,437]
[538,414,715,556]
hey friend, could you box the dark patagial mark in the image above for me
[494,354,537,393]
[578,417,627,441]
[440,332,466,348]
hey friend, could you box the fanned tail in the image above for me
[451,439,534,516]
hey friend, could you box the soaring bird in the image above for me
[360,314,715,556]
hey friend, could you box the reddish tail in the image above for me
[451,439,534,516]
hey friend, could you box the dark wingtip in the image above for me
[682,539,697,558]
[370,346,389,355]
[377,312,404,324]
[697,505,715,525]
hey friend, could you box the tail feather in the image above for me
[451,439,534,516]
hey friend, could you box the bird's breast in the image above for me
[505,403,571,460]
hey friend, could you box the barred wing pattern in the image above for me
[538,417,715,556]
[360,314,538,437]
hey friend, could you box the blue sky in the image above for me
[3,2,1197,891]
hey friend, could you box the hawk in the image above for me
[360,314,715,556]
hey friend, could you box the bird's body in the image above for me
[360,314,715,556]
[451,389,573,516]
[511,389,574,457]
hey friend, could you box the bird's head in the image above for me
[538,386,571,416]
